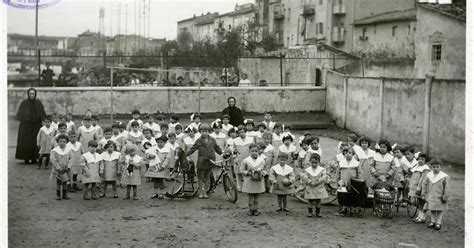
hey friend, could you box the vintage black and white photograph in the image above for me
[1,0,469,247]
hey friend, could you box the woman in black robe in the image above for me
[15,88,46,164]
[221,96,244,127]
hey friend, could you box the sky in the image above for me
[7,0,253,40]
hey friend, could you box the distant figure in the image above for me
[41,63,55,86]
[15,88,46,164]
[174,76,184,87]
[221,96,244,126]
[85,71,97,86]
[259,79,268,87]
[129,73,140,86]
[57,74,66,87]
[238,73,252,87]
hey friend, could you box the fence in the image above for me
[325,70,465,165]
[7,51,357,88]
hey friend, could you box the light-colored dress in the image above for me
[240,156,266,194]
[338,158,361,186]
[301,166,329,200]
[370,153,396,186]
[269,164,295,195]
[354,147,376,187]
[78,126,97,153]
[66,120,76,133]
[262,121,275,132]
[164,142,179,169]
[221,123,234,137]
[66,141,82,175]
[183,134,201,167]
[50,146,73,182]
[101,151,121,181]
[408,164,430,198]
[144,147,169,178]
[263,144,277,173]
[392,157,405,188]
[121,155,143,186]
[36,126,56,154]
[168,122,180,134]
[422,171,450,211]
[210,132,226,161]
[246,131,258,143]
[234,136,254,174]
[92,125,104,140]
[272,133,283,148]
[80,152,103,184]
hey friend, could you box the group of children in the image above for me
[35,111,450,229]
[333,136,450,230]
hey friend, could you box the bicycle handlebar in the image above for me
[209,158,231,166]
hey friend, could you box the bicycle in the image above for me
[208,158,238,203]
[393,179,418,218]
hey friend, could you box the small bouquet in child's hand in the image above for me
[441,195,448,203]
[250,169,263,180]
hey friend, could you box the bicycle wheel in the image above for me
[168,172,184,196]
[223,173,238,203]
[406,197,418,218]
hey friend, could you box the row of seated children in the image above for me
[332,136,450,230]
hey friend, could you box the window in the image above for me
[407,25,411,36]
[286,37,290,47]
[288,8,291,20]
[362,27,367,37]
[319,0,324,5]
[374,24,377,34]
[392,26,397,37]
[318,23,324,34]
[432,44,442,61]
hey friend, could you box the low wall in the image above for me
[8,86,326,116]
[325,71,465,165]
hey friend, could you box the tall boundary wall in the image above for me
[325,70,465,165]
[8,86,327,116]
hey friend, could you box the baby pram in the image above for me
[337,178,368,217]
[372,181,396,218]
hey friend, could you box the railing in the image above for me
[303,4,316,17]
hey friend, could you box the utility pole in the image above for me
[35,0,40,86]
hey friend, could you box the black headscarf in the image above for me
[16,88,46,123]
[221,96,244,126]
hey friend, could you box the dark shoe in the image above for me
[247,210,254,216]
[428,222,435,228]
[151,193,159,199]
[62,190,70,200]
[56,190,62,200]
[123,196,130,200]
[84,195,91,200]
[283,208,289,212]
[253,210,261,216]
[113,193,119,198]
[158,194,164,199]
[315,208,322,218]
[99,193,106,198]
[307,208,313,217]
[434,224,441,230]
[276,208,283,212]
[25,160,30,164]
[133,196,139,200]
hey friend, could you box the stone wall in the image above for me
[8,86,326,116]
[325,70,465,164]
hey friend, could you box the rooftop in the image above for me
[418,3,466,21]
[353,9,417,26]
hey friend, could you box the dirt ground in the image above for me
[7,120,465,247]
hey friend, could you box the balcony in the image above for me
[331,26,345,43]
[215,27,226,34]
[303,4,315,17]
[333,2,346,15]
